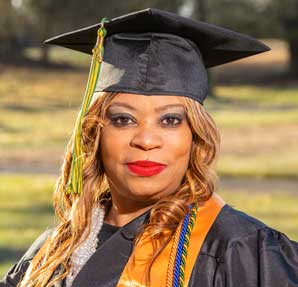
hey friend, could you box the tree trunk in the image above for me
[0,37,24,62]
[41,45,50,64]
[288,38,298,78]
[196,0,206,21]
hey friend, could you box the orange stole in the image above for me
[117,193,225,287]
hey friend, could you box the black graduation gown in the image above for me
[1,204,298,287]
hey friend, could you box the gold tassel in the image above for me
[65,18,108,195]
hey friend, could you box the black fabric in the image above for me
[94,32,209,104]
[1,205,298,287]
[44,8,270,104]
[97,223,120,247]
[189,205,298,286]
[44,8,270,68]
[71,210,149,287]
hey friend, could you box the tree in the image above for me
[272,0,298,77]
[191,0,215,98]
[191,0,298,79]
[0,1,27,61]
[23,0,73,63]
[23,0,183,63]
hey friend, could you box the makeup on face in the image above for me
[103,101,189,178]
[126,160,167,177]
[100,94,192,205]
[106,102,187,128]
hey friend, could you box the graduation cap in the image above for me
[44,8,270,195]
[45,8,270,104]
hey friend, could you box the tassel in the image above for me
[65,17,108,195]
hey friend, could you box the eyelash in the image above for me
[109,113,183,127]
[109,113,135,126]
[160,114,183,127]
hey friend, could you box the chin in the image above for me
[125,182,173,202]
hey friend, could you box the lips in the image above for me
[126,160,167,176]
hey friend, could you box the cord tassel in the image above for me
[65,18,108,195]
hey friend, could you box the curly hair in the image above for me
[18,91,220,287]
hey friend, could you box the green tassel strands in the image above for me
[65,18,108,195]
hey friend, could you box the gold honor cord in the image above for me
[65,18,108,195]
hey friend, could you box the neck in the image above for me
[104,193,155,227]
[104,204,152,227]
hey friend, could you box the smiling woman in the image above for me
[1,7,298,287]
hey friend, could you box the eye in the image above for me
[109,113,136,127]
[160,114,183,127]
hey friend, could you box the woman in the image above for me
[1,8,298,287]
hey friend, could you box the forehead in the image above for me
[109,93,186,108]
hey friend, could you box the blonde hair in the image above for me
[18,92,220,287]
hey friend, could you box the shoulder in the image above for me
[214,204,267,238]
[0,228,54,287]
[193,205,298,285]
[201,204,298,258]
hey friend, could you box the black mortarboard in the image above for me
[44,8,270,196]
[45,8,270,105]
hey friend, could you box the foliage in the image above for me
[272,0,298,39]
[270,0,298,76]
[0,1,27,58]
[193,0,277,37]
[1,0,297,75]
[190,0,298,76]
[23,0,184,40]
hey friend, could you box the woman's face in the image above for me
[100,93,193,206]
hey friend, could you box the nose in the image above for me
[130,126,163,151]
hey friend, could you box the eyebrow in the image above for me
[108,102,185,112]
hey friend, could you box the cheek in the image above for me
[164,127,193,176]
[167,127,192,159]
[99,128,126,168]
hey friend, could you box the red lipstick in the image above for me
[126,160,167,176]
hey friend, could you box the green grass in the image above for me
[25,46,90,68]
[0,173,297,279]
[0,109,75,149]
[218,152,298,178]
[214,85,298,107]
[0,174,55,278]
[0,174,55,247]
[210,109,298,128]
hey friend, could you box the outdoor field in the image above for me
[0,39,297,277]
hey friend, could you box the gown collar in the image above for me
[70,209,151,287]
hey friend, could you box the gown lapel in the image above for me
[72,211,150,287]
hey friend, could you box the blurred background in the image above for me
[0,0,297,277]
